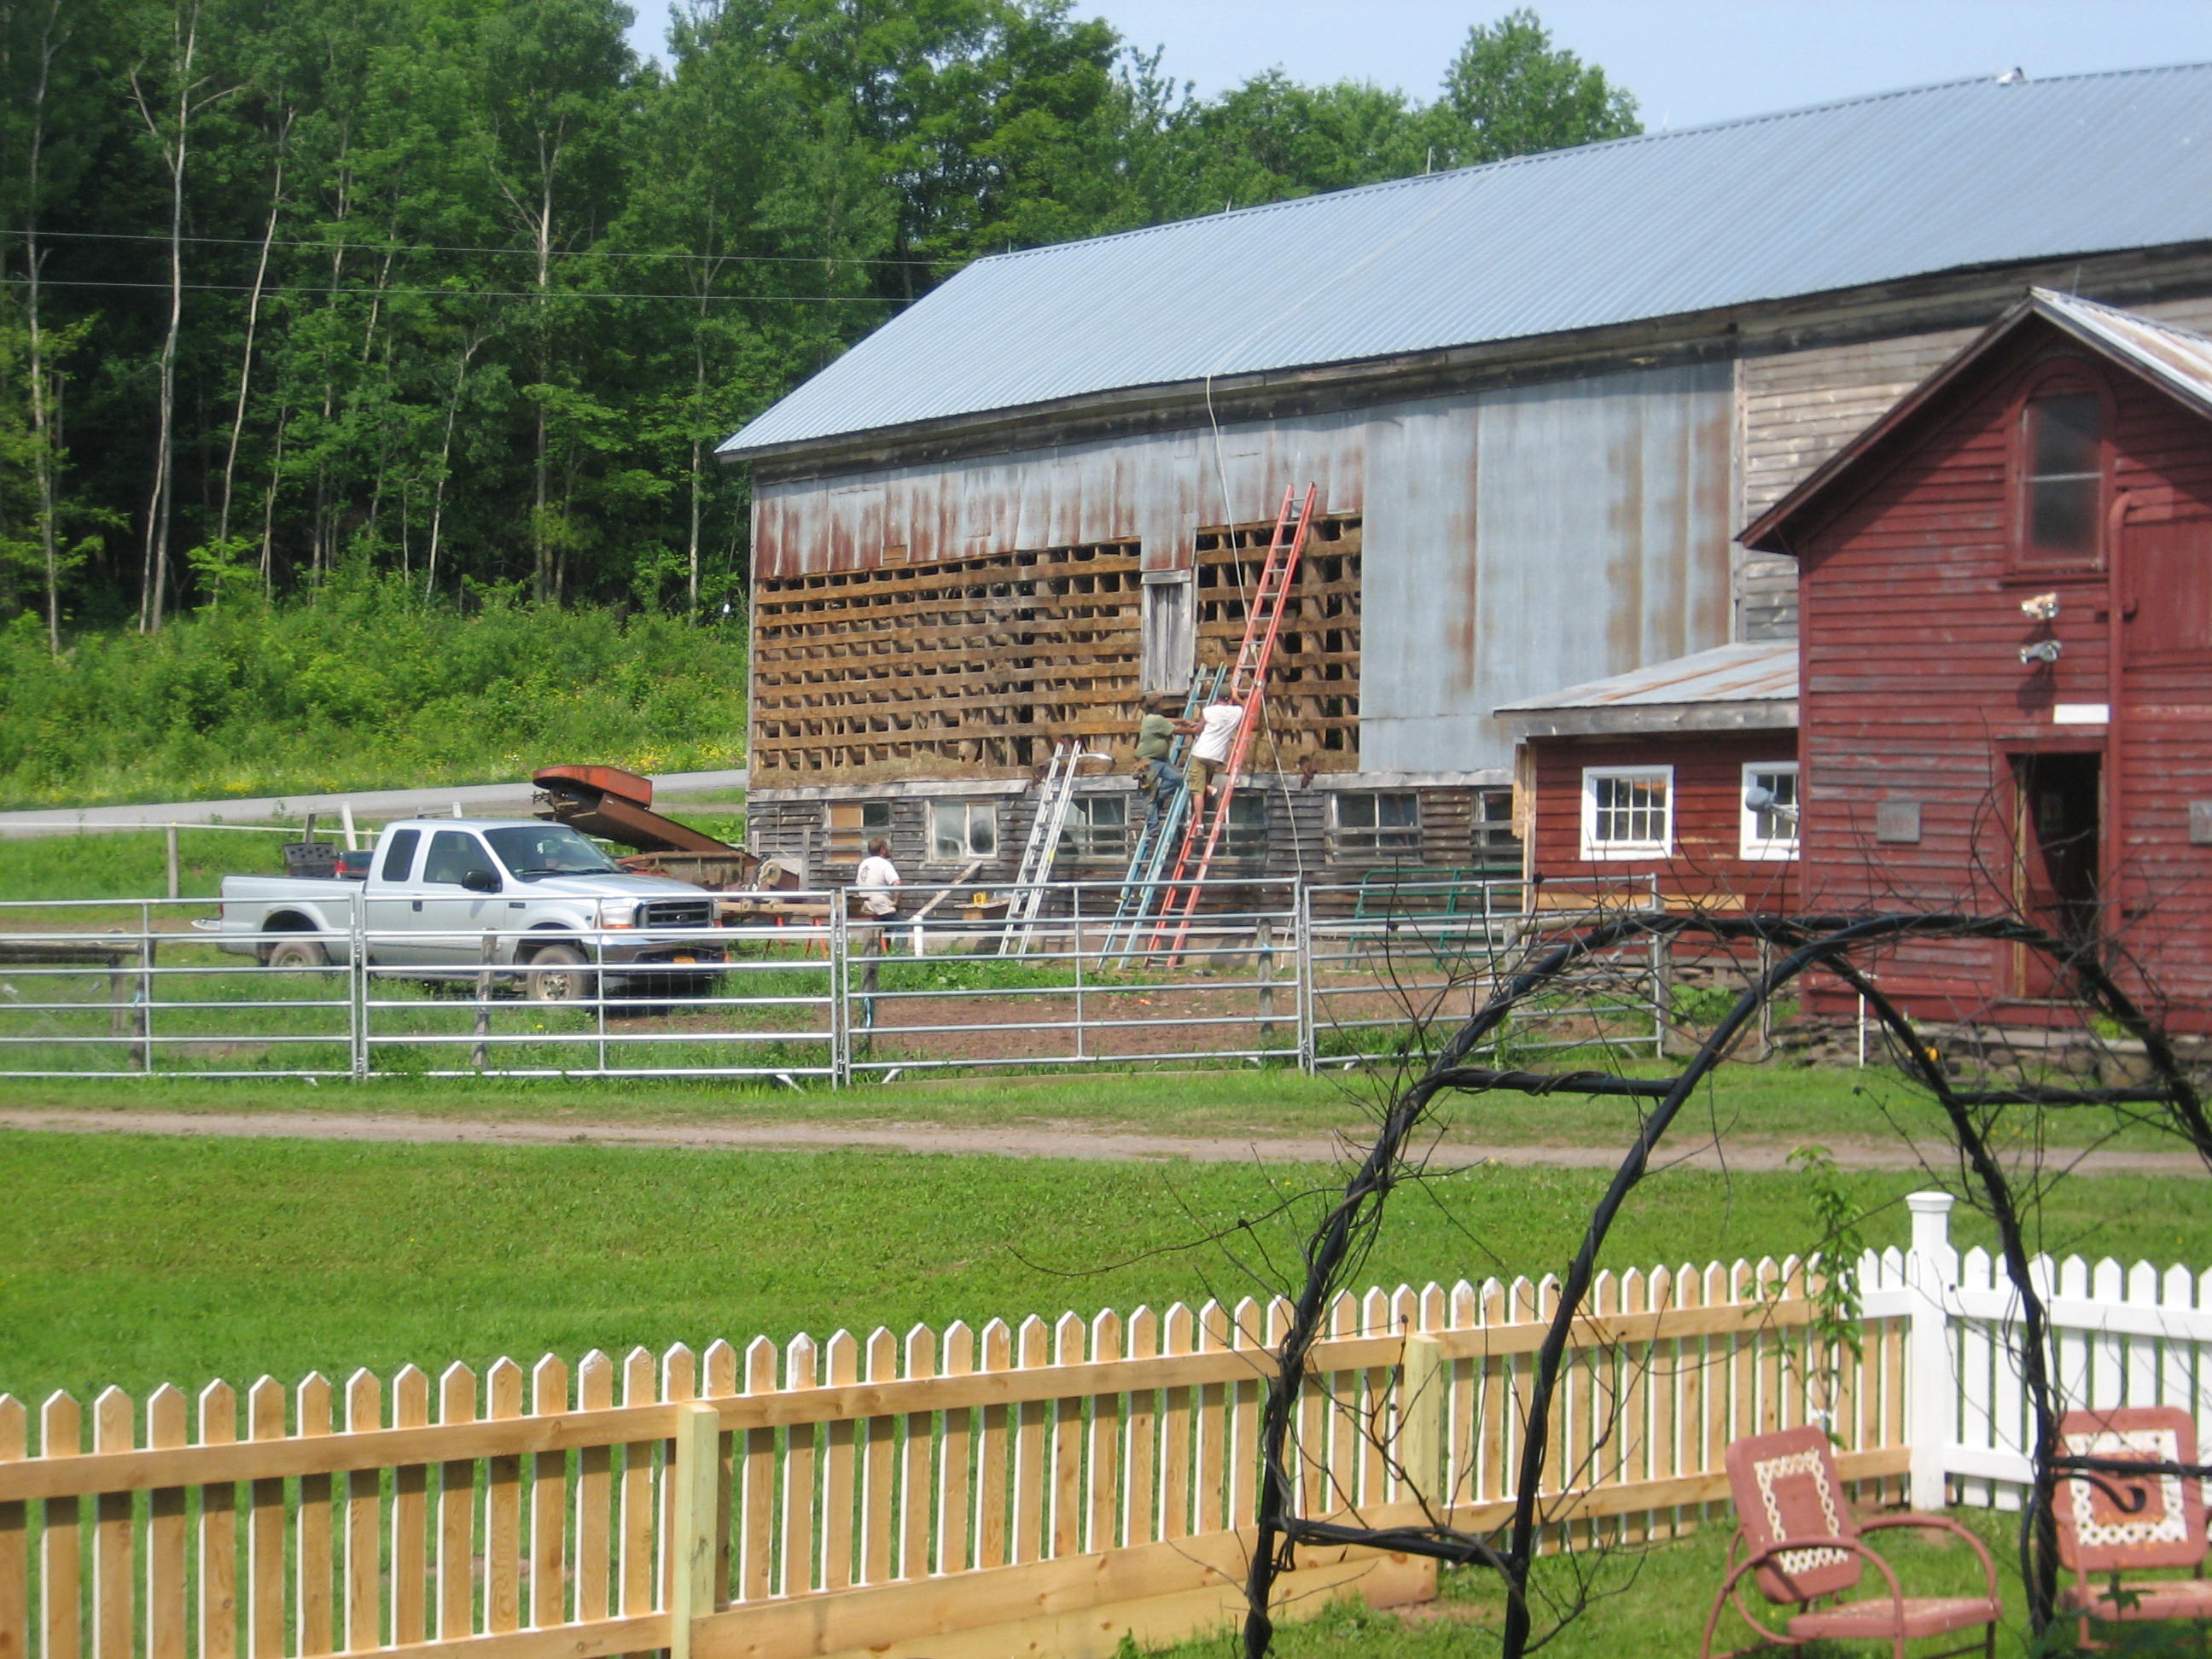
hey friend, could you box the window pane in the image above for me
[380,828,421,882]
[967,803,996,857]
[862,801,893,832]
[1377,794,1418,829]
[1592,775,1667,845]
[423,830,496,885]
[931,802,965,860]
[2029,477,2097,552]
[2030,393,2099,478]
[1338,795,1377,830]
[2025,393,2100,556]
[1747,766,1798,847]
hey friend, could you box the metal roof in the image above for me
[1743,288,2212,551]
[1493,641,1797,737]
[723,64,2212,458]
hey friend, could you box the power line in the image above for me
[0,275,900,305]
[3,226,938,267]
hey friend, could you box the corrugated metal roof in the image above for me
[724,64,2212,457]
[2038,288,2212,415]
[1494,641,1797,713]
[1743,288,2212,551]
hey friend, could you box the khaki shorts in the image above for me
[1186,755,1219,795]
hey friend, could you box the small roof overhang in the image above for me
[1742,288,2212,555]
[1493,641,1798,739]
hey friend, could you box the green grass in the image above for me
[3,1128,2209,1406]
[0,575,748,807]
[1142,1507,2052,1657]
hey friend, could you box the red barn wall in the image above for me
[1528,732,1802,913]
[1795,322,2212,1024]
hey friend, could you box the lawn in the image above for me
[3,1128,2207,1407]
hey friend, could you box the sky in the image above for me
[626,2,2212,132]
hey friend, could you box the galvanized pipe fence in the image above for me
[0,876,1663,1084]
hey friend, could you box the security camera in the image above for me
[2020,591,2060,621]
[2020,639,2063,665]
[1744,784,1800,824]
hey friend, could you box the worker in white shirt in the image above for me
[853,838,901,923]
[1183,689,1245,824]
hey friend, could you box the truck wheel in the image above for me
[267,938,330,970]
[524,943,597,1004]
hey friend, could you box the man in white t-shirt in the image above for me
[1183,692,1244,818]
[854,839,901,920]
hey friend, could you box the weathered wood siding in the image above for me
[1736,293,2212,642]
[1796,317,2212,1022]
[1527,733,1801,912]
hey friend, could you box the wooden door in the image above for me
[2012,752,2101,996]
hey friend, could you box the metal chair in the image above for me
[1701,1425,2001,1658]
[2054,1405,2212,1650]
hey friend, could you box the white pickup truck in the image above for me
[202,818,725,1000]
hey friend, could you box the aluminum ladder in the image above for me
[999,742,1103,954]
[1095,666,1225,965]
[1149,483,1318,960]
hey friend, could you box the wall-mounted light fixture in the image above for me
[2019,591,2060,621]
[2020,639,2063,666]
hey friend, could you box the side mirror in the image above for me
[462,869,501,894]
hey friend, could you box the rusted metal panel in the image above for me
[1363,359,1737,773]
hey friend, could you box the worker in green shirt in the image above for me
[1133,695,1181,821]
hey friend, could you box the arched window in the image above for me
[2015,367,2107,566]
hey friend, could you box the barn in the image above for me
[719,66,2212,897]
[1737,290,2212,1027]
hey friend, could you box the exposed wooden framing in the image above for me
[1195,515,1361,770]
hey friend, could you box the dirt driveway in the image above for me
[0,1106,2203,1173]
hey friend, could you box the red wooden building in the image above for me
[1495,643,1802,916]
[1742,289,2212,1027]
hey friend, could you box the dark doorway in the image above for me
[2012,752,2101,994]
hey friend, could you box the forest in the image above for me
[0,1,1638,638]
[0,2,1635,806]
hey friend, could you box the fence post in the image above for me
[667,1401,720,1659]
[830,898,851,1088]
[472,932,496,1073]
[1904,1190,1959,1511]
[1396,1332,1447,1503]
[1254,916,1275,1045]
[165,825,180,901]
[1295,886,1317,1075]
[350,891,369,1081]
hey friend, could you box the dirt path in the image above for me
[1,1106,2203,1174]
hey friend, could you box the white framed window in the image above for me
[1333,791,1421,858]
[1064,794,1128,858]
[929,799,998,861]
[1580,766,1673,859]
[1740,762,1800,861]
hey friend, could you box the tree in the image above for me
[1425,8,1639,170]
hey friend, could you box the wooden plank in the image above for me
[391,1367,431,1650]
[1120,1311,1155,1551]
[777,1340,816,1599]
[344,1372,381,1652]
[1047,1315,1084,1562]
[247,1378,287,1659]
[1158,1306,1193,1543]
[1010,1318,1048,1567]
[297,1373,335,1656]
[573,1353,614,1624]
[436,1365,478,1642]
[819,1335,857,1592]
[736,1342,775,1604]
[0,1398,25,1659]
[197,1384,238,1659]
[934,1324,973,1578]
[617,1349,657,1623]
[897,1329,932,1583]
[334,1613,666,1659]
[1084,1313,1121,1556]
[484,1361,524,1636]
[531,1359,568,1630]
[859,1330,899,1586]
[973,1322,1011,1573]
[90,1389,131,1659]
[147,1387,189,1659]
[702,1342,736,1610]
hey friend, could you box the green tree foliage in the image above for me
[0,3,1638,641]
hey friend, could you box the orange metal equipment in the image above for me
[1151,483,1317,958]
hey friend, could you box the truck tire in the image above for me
[523,943,597,1004]
[267,938,330,970]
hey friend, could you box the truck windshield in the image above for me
[485,825,621,879]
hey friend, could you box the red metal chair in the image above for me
[1701,1426,2001,1658]
[2054,1405,2212,1650]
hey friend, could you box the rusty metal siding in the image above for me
[1362,359,1737,772]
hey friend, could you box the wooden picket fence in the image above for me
[0,1260,1912,1659]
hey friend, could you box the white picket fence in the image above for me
[1862,1191,2212,1512]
